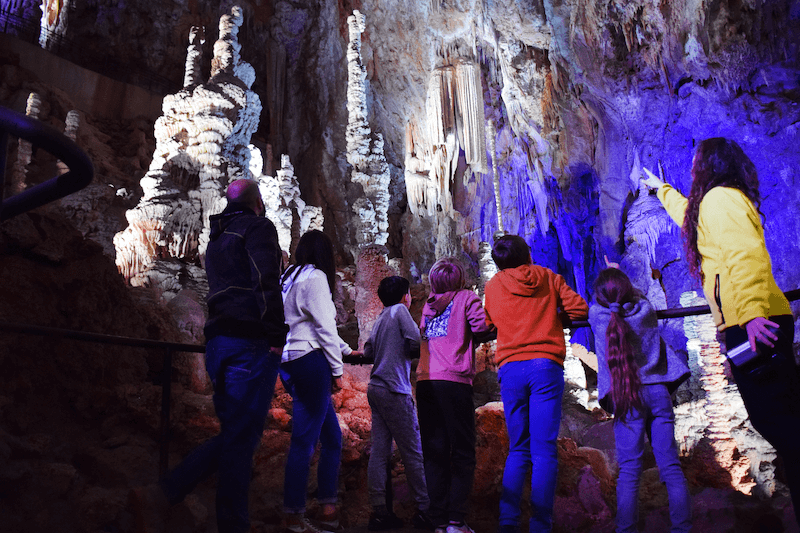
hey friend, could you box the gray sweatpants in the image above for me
[367,383,430,511]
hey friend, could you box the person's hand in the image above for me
[641,167,665,190]
[744,317,779,352]
[269,345,283,356]
[604,255,620,269]
[332,376,344,392]
[349,350,363,357]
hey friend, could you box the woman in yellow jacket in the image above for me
[643,137,800,524]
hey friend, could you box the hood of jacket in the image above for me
[422,290,460,322]
[209,203,257,241]
[495,264,546,297]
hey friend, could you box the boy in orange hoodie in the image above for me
[484,235,588,533]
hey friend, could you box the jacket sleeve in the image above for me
[298,271,344,377]
[702,188,774,324]
[398,306,422,358]
[555,274,589,320]
[656,183,688,228]
[464,291,497,343]
[247,218,288,347]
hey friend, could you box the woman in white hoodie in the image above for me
[280,230,357,533]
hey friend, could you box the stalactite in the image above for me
[455,60,487,174]
[404,120,438,217]
[624,160,675,261]
[11,92,42,194]
[487,120,503,233]
[39,0,68,50]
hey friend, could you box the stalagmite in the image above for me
[11,92,42,194]
[680,292,758,495]
[114,6,263,298]
[184,26,205,88]
[345,10,390,248]
[56,109,80,175]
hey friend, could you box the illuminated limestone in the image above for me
[345,10,389,248]
[114,6,262,296]
[39,0,68,50]
[56,109,80,175]
[11,92,41,194]
[256,153,324,253]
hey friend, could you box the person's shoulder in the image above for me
[704,186,750,205]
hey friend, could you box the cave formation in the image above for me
[1,1,800,532]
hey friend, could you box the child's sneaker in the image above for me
[284,514,332,533]
[368,512,404,531]
[316,508,343,531]
[445,522,475,533]
[411,510,436,531]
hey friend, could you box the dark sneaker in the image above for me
[368,512,404,531]
[411,510,436,531]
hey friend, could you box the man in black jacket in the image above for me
[132,179,288,533]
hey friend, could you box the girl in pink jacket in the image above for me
[416,258,496,533]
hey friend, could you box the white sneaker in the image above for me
[284,516,333,533]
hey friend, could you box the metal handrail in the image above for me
[0,105,94,220]
[1,286,798,484]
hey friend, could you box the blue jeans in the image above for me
[161,335,280,533]
[498,358,564,533]
[614,384,691,533]
[281,349,342,513]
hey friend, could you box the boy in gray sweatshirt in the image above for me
[365,276,433,531]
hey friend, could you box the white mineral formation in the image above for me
[39,0,68,50]
[422,58,488,218]
[487,120,503,233]
[56,109,80,175]
[404,120,437,217]
[254,150,324,253]
[11,92,41,194]
[345,10,389,247]
[184,26,205,88]
[114,6,262,296]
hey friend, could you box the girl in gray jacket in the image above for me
[589,267,691,533]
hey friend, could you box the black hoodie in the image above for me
[203,202,288,346]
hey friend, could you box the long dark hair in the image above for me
[683,138,761,280]
[593,268,644,422]
[282,230,336,294]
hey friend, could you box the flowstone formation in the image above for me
[113,6,262,299]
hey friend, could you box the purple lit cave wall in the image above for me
[2,1,800,532]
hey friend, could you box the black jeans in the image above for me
[416,380,476,526]
[726,315,800,523]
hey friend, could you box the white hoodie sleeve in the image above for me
[298,270,345,376]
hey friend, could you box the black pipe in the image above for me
[0,105,94,220]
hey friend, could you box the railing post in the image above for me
[158,348,173,479]
[0,129,8,206]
